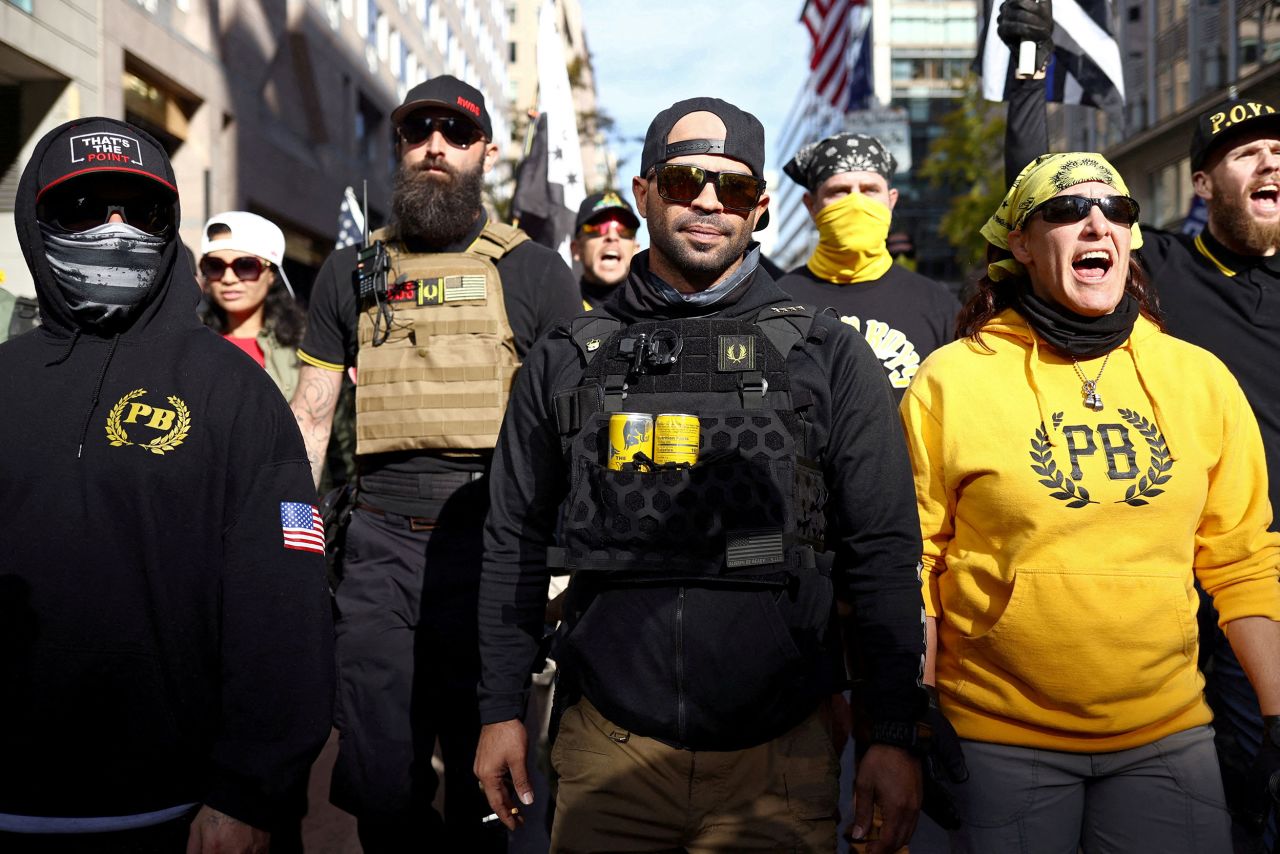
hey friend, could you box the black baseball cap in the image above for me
[640,97,769,230]
[1190,97,1280,171]
[35,117,177,202]
[392,75,493,139]
[574,190,640,233]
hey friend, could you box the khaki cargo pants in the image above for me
[549,698,839,853]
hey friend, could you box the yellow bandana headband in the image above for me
[980,152,1143,282]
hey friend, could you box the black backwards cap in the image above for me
[35,118,177,202]
[640,96,769,230]
[1190,97,1280,172]
[392,74,493,139]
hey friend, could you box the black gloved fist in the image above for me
[1245,716,1280,831]
[997,0,1054,73]
[921,685,969,830]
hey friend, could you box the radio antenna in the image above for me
[362,179,369,244]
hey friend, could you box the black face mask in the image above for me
[40,222,166,330]
[1014,286,1140,359]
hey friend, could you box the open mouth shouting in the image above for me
[594,247,624,271]
[1249,181,1279,217]
[1072,249,1114,282]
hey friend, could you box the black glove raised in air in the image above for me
[997,0,1055,74]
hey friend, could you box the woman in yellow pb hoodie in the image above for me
[900,153,1280,853]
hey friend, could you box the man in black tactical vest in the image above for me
[289,75,580,853]
[474,97,929,853]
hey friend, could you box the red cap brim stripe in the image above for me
[36,166,178,202]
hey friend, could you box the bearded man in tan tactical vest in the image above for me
[289,75,580,854]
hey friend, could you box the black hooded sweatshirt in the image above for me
[477,250,926,749]
[0,118,334,829]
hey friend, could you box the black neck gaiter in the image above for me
[1015,287,1139,359]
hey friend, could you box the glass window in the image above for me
[355,95,382,165]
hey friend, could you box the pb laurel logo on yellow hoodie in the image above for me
[900,308,1280,752]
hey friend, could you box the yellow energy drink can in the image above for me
[654,414,700,466]
[608,412,654,470]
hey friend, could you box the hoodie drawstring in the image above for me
[76,333,122,459]
[1023,335,1059,446]
[46,328,81,366]
[1127,345,1179,461]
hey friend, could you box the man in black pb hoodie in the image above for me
[0,118,333,853]
[474,98,928,853]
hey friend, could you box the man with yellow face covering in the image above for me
[778,133,959,398]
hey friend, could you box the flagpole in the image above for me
[513,106,540,229]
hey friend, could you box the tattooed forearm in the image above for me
[290,365,343,488]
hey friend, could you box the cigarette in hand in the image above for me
[481,807,520,824]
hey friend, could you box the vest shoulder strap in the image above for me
[472,220,530,261]
[367,221,529,262]
[753,304,817,360]
[568,313,623,364]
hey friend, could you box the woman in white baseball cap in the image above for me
[197,210,306,399]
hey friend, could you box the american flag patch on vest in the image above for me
[444,275,486,301]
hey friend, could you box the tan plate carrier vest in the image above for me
[355,220,528,455]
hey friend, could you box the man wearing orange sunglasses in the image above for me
[570,190,642,310]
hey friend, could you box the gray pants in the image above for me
[949,726,1231,854]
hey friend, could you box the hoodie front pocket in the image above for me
[960,569,1198,730]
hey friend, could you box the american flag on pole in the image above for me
[336,186,366,249]
[801,0,860,111]
[281,502,325,555]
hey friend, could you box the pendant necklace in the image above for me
[1072,352,1111,412]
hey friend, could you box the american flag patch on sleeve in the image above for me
[281,502,325,555]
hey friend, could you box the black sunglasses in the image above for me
[398,114,485,148]
[1025,195,1141,228]
[39,193,172,236]
[651,164,765,212]
[199,256,268,282]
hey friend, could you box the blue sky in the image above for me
[578,0,811,187]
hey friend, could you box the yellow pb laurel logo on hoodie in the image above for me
[106,388,191,455]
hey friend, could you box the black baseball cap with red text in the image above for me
[392,75,493,139]
[35,117,178,202]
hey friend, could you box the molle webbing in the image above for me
[553,308,828,584]
[354,222,527,454]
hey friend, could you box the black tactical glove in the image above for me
[921,685,969,830]
[1244,716,1280,836]
[997,0,1054,74]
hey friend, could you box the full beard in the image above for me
[648,211,752,290]
[391,159,486,246]
[1209,190,1280,255]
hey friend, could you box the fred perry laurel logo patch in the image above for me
[106,388,191,455]
[718,335,755,372]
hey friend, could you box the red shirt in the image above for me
[224,335,265,368]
